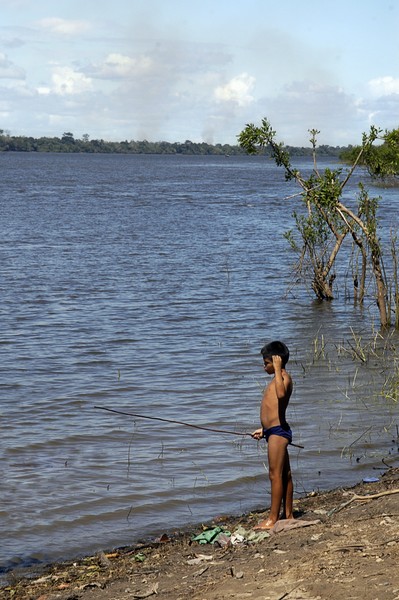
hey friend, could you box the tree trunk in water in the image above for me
[312,274,334,300]
[372,253,388,327]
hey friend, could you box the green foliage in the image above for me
[237,119,275,154]
[283,229,299,252]
[313,168,342,209]
[238,118,300,180]
[341,127,399,181]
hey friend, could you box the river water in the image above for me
[1,152,398,573]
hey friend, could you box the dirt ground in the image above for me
[2,467,399,600]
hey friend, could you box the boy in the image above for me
[251,340,294,529]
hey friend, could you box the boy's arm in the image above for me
[272,355,288,399]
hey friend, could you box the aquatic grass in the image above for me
[157,442,165,460]
[327,411,344,438]
[351,366,359,388]
[380,365,399,403]
[233,436,248,452]
[340,426,373,459]
[222,257,231,285]
[312,330,327,361]
[299,325,398,466]
[191,461,211,487]
[335,325,397,363]
[336,327,372,362]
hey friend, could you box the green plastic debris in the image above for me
[191,526,231,545]
[134,552,146,562]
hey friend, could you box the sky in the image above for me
[0,0,398,146]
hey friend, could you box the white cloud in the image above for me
[37,86,51,95]
[214,73,255,107]
[43,66,93,96]
[90,53,153,79]
[36,17,90,36]
[368,76,399,96]
[0,52,25,79]
[254,81,365,146]
[361,93,399,133]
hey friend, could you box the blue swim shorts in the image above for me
[263,424,292,444]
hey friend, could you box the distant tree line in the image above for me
[0,129,349,157]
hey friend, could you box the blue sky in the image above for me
[0,0,398,145]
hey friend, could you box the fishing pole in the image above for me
[94,406,304,449]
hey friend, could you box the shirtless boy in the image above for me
[252,340,294,529]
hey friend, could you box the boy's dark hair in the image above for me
[260,341,289,366]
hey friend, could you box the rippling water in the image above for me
[1,153,398,573]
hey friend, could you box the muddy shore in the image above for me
[2,466,399,600]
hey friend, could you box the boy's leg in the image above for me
[281,450,294,520]
[254,434,288,529]
[267,435,289,523]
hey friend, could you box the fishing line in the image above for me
[94,406,304,448]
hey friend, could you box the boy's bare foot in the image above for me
[253,518,275,530]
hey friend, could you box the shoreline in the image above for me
[3,466,398,600]
[2,458,395,578]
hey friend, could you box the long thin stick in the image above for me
[94,406,304,448]
[95,405,251,436]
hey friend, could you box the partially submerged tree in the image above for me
[238,119,391,327]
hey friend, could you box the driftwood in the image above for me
[350,488,399,501]
[328,487,399,517]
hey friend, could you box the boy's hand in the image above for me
[272,355,282,371]
[251,428,263,440]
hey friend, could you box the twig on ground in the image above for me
[278,583,302,600]
[328,487,399,517]
[351,488,399,500]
